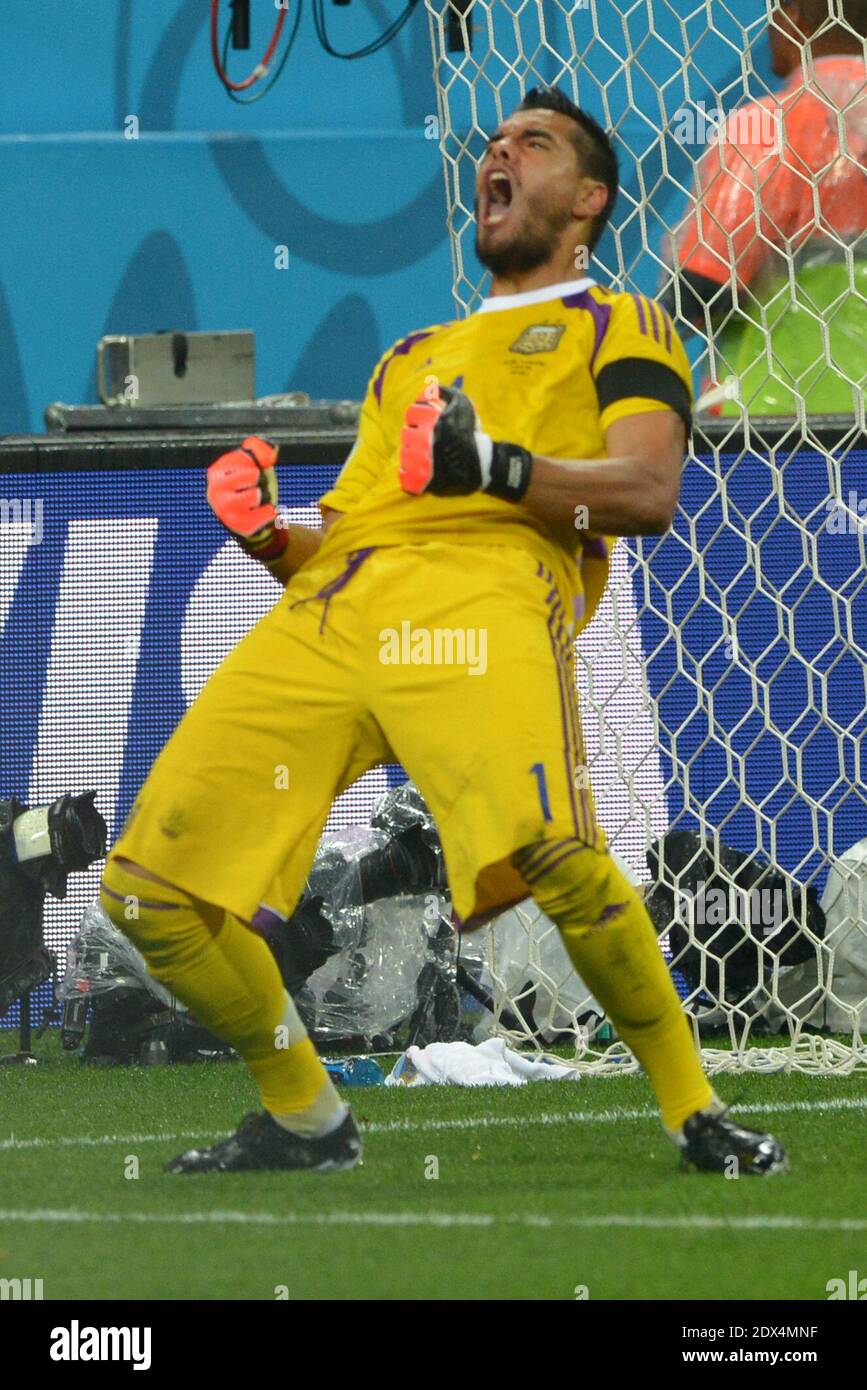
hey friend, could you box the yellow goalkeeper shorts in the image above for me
[112,541,605,926]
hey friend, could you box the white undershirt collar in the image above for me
[477,276,597,314]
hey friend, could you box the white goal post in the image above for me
[425,0,867,1073]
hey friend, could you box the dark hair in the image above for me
[516,86,619,253]
[781,0,867,39]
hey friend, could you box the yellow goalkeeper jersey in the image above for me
[316,276,692,632]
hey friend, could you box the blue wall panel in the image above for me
[0,0,777,433]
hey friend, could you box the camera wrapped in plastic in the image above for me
[0,791,106,1018]
[265,782,459,1049]
[59,899,234,1064]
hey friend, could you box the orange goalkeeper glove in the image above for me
[398,385,532,500]
[206,435,288,563]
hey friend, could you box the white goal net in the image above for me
[425,0,867,1073]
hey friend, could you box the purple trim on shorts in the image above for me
[561,289,612,372]
[373,331,436,405]
[290,547,376,635]
[541,572,601,849]
[251,905,287,937]
[532,567,600,849]
[548,596,571,657]
[558,647,589,844]
[551,591,596,845]
[539,575,581,836]
[573,592,585,625]
[312,547,375,600]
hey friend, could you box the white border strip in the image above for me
[0,1209,864,1233]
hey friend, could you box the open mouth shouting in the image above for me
[480,167,515,229]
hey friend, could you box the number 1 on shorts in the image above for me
[530,762,553,821]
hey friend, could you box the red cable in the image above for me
[210,1,288,92]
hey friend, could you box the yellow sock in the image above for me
[517,840,714,1131]
[263,994,346,1137]
[100,858,341,1132]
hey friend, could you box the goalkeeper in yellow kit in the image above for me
[100,87,786,1177]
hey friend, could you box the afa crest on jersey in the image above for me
[509,323,567,354]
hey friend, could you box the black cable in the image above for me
[312,0,421,61]
[220,0,418,103]
[221,1,303,104]
[231,0,251,49]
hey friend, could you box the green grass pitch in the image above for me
[1,1034,865,1301]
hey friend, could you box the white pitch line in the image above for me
[1,1094,865,1154]
[0,1128,223,1154]
[0,1208,864,1234]
[365,1094,867,1135]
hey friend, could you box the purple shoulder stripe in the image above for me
[630,293,648,337]
[373,329,437,406]
[646,297,662,343]
[561,288,612,371]
[661,307,673,354]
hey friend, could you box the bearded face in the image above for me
[474,110,588,278]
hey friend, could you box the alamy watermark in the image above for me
[824,491,867,534]
[675,881,784,937]
[0,497,43,546]
[50,1322,152,1370]
[379,622,487,676]
[671,101,782,153]
[0,1276,43,1300]
[826,1269,866,1299]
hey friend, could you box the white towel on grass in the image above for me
[385,1037,580,1087]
